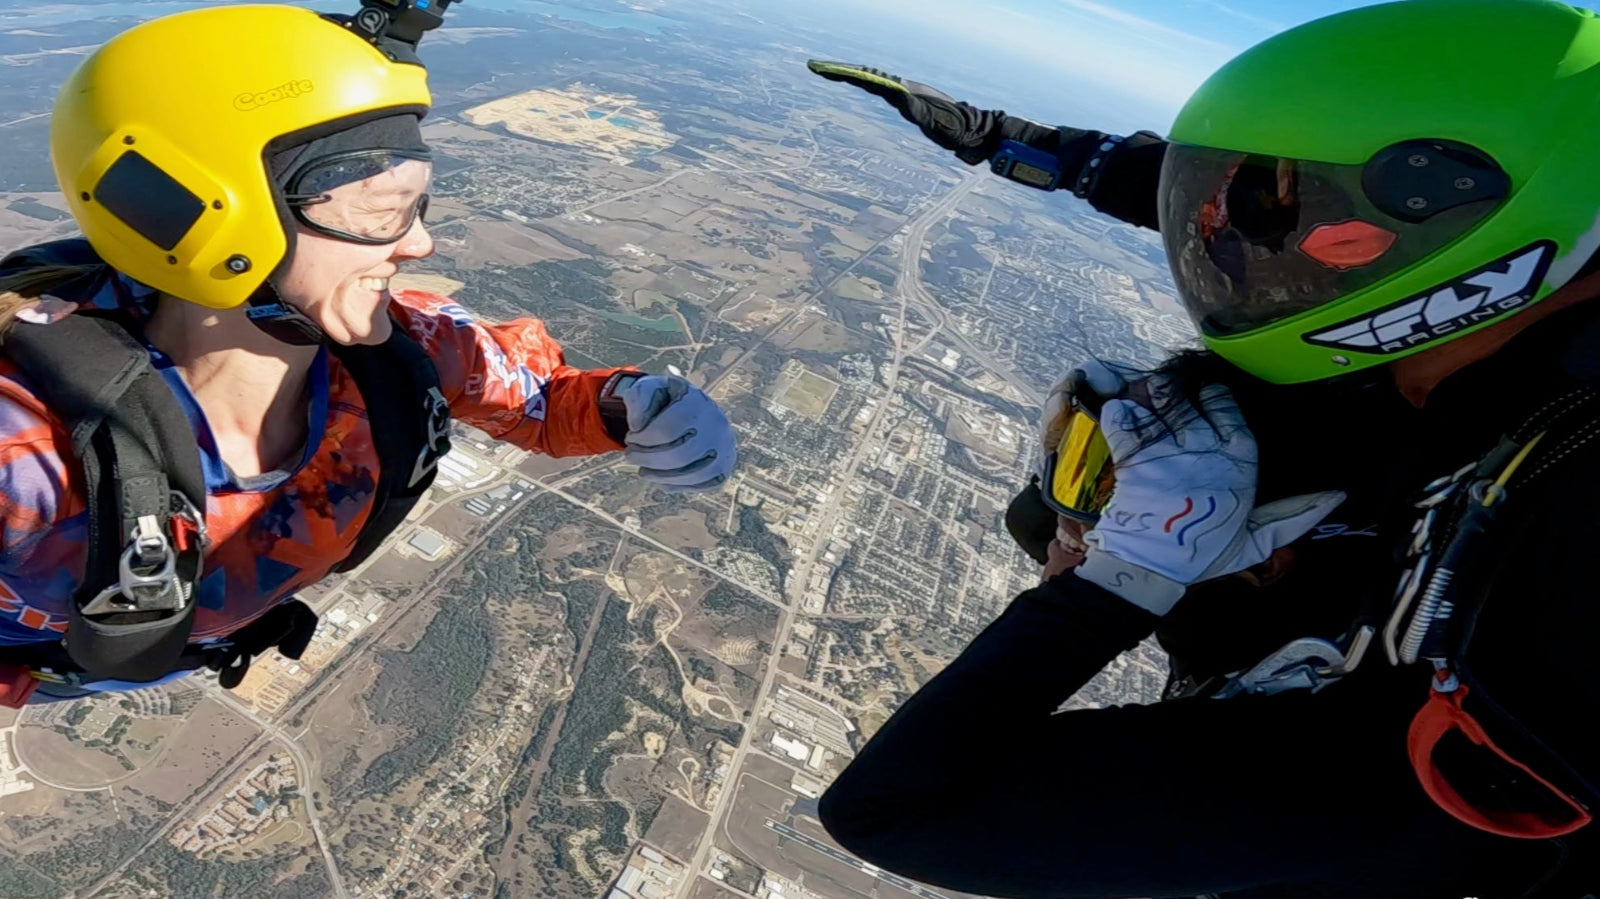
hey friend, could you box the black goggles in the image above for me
[1038,404,1116,523]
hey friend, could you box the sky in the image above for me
[797,0,1600,132]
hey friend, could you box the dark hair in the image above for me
[1087,347,1265,458]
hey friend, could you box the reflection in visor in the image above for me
[284,150,433,245]
[1160,145,1504,335]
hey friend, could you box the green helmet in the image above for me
[1160,0,1600,384]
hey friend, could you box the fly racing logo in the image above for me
[1304,241,1555,354]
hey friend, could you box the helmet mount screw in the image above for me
[166,255,177,265]
[79,191,90,202]
[1454,177,1476,190]
[1408,154,1429,167]
[1331,355,1352,366]
[1406,196,1429,210]
[122,135,135,145]
[212,199,224,210]
[225,255,251,275]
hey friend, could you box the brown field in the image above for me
[643,794,708,863]
[516,451,588,481]
[781,317,867,355]
[641,509,718,553]
[12,726,129,788]
[462,87,677,164]
[126,700,259,806]
[437,219,586,270]
[691,881,749,899]
[390,272,466,297]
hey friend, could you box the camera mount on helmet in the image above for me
[330,0,459,65]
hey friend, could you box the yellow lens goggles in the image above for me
[1041,408,1116,522]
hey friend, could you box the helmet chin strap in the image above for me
[245,282,330,346]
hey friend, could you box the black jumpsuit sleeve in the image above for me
[1083,131,1167,232]
[818,571,1544,899]
[988,115,1167,231]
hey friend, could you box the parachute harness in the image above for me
[1385,385,1600,671]
[1204,385,1600,839]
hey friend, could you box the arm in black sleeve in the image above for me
[818,572,1536,899]
[1082,130,1166,231]
[988,115,1167,231]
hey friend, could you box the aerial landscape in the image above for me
[0,1,1191,897]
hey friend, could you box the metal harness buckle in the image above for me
[81,494,205,616]
[1212,626,1374,699]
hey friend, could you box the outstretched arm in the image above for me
[389,291,737,491]
[387,290,631,457]
[807,61,1166,231]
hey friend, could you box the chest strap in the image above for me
[5,313,207,682]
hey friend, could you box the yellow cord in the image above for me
[1483,431,1546,506]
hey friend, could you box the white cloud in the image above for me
[1199,1,1288,33]
[1051,0,1238,55]
[848,0,1237,117]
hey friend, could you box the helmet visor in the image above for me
[284,150,432,245]
[1158,143,1505,335]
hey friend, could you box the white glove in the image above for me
[617,374,737,493]
[1073,381,1344,614]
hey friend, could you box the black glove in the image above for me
[807,60,1170,230]
[807,60,1059,164]
[204,599,319,689]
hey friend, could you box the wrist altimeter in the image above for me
[990,140,1064,191]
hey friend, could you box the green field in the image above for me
[775,370,839,419]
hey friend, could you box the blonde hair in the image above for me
[0,263,108,339]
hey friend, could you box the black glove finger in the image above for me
[899,77,957,104]
[210,651,251,690]
[808,60,1002,162]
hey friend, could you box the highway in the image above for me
[898,197,1040,406]
[764,819,956,899]
[676,172,980,898]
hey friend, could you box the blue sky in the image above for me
[800,0,1600,131]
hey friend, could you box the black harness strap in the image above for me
[5,314,207,681]
[330,329,450,572]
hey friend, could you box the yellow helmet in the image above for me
[50,4,432,310]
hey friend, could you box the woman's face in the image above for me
[272,159,434,346]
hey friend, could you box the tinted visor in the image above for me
[1158,142,1508,335]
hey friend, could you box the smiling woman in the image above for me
[0,1,737,706]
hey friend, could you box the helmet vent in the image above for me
[1362,140,1509,224]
